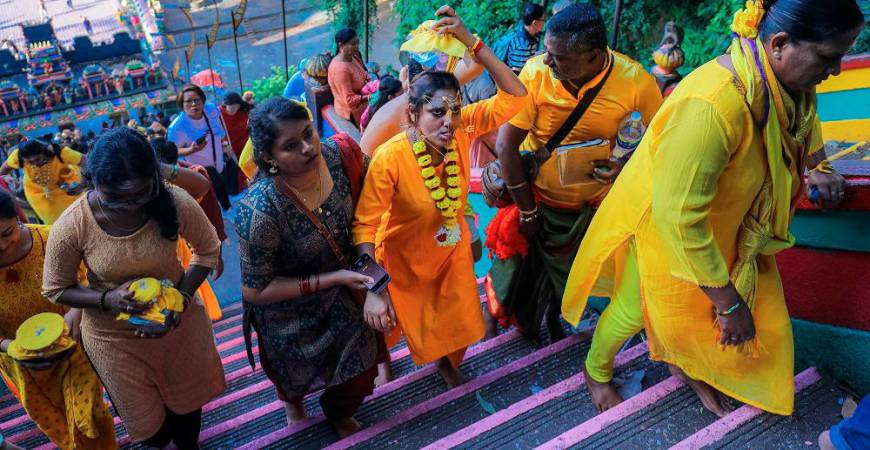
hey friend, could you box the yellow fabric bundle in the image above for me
[7,313,75,362]
[400,20,467,73]
[117,278,185,325]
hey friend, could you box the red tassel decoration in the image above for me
[484,205,529,261]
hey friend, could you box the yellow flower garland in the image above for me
[413,139,462,246]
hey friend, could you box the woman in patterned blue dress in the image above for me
[235,98,380,437]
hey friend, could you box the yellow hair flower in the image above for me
[446,176,460,187]
[452,200,462,209]
[445,165,460,175]
[437,199,451,209]
[443,209,458,219]
[431,188,446,201]
[417,155,433,166]
[731,0,765,39]
[413,140,427,155]
[424,177,441,189]
[447,187,462,198]
[421,167,437,178]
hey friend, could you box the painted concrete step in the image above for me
[347,337,596,449]
[437,345,667,450]
[671,368,841,450]
[201,329,549,448]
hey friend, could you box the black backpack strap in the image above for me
[544,56,615,151]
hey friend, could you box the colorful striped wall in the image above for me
[781,53,870,395]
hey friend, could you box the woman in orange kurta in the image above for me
[353,6,527,386]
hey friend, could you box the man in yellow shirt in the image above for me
[485,4,662,344]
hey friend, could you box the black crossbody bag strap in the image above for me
[543,58,615,153]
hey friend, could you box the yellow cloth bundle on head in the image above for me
[400,20,468,73]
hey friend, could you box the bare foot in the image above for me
[819,430,836,450]
[283,400,308,425]
[330,417,363,438]
[374,361,393,388]
[583,365,624,412]
[436,357,467,388]
[483,307,499,340]
[668,364,734,417]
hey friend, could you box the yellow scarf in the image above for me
[726,1,817,356]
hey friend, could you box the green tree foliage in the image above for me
[315,0,378,57]
[394,0,869,73]
[250,66,297,102]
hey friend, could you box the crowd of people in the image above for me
[0,0,866,449]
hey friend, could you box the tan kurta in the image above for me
[42,185,225,442]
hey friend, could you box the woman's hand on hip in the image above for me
[363,290,396,334]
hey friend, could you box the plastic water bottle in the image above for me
[613,111,646,161]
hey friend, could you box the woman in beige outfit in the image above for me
[42,128,225,449]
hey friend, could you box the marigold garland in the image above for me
[731,0,765,39]
[413,138,462,246]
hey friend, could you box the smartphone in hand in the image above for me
[352,254,391,294]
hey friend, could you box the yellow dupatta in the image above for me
[726,1,818,356]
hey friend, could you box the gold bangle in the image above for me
[506,180,529,190]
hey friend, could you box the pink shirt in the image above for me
[328,58,369,124]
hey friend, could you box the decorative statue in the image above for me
[651,21,685,96]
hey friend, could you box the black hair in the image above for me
[759,0,864,43]
[369,75,403,119]
[335,28,358,50]
[223,91,252,113]
[85,128,179,241]
[150,137,179,164]
[521,3,546,26]
[17,139,62,167]
[0,189,17,220]
[546,3,608,52]
[248,97,312,175]
[407,58,424,83]
[408,71,462,114]
[177,84,207,109]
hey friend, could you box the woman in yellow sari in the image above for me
[562,0,863,416]
[0,140,84,224]
[353,6,527,387]
[0,190,115,449]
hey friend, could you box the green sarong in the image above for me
[487,203,594,338]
